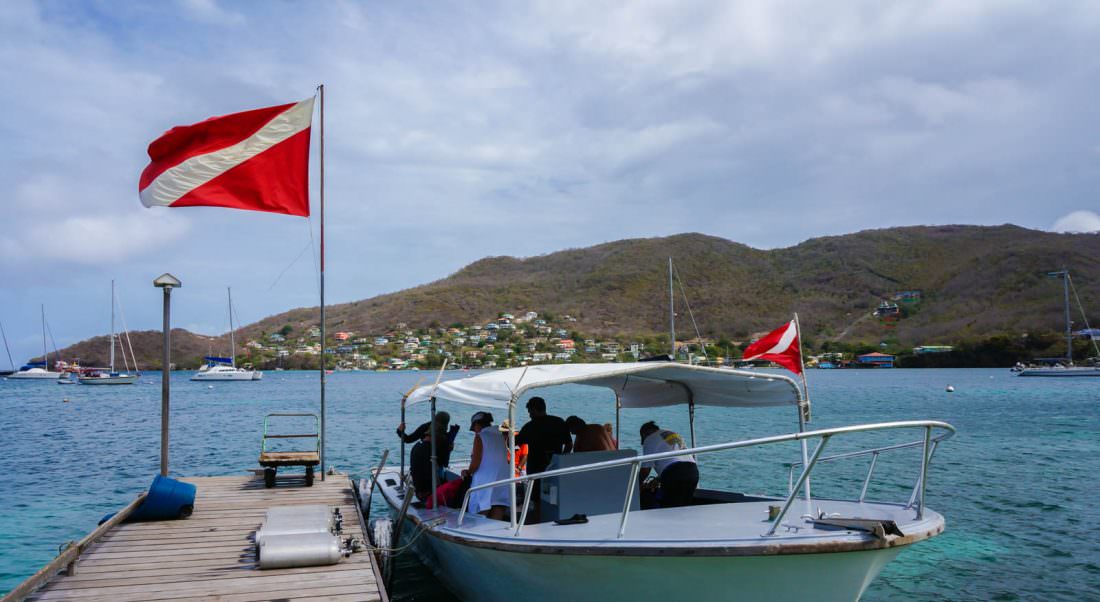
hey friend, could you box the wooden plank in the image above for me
[32,570,372,601]
[14,474,386,602]
[45,562,371,589]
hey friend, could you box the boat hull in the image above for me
[191,370,257,381]
[391,509,902,602]
[1017,367,1100,377]
[79,375,138,385]
[8,370,60,380]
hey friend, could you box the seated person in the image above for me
[462,411,512,520]
[566,415,616,452]
[638,420,698,508]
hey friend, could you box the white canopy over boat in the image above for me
[406,362,805,411]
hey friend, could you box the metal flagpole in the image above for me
[793,313,812,510]
[318,84,326,480]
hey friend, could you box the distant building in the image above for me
[913,345,954,354]
[334,332,352,341]
[857,352,895,368]
[893,290,922,304]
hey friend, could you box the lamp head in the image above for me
[153,273,182,289]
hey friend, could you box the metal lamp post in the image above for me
[153,273,182,476]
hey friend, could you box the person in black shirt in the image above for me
[399,412,459,500]
[516,397,572,475]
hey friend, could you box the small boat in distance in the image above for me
[8,306,60,380]
[79,281,139,385]
[191,288,262,381]
[1017,270,1100,378]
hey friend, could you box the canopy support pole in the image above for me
[688,399,696,447]
[427,360,448,512]
[508,395,517,529]
[429,396,438,508]
[615,392,622,449]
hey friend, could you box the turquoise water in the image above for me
[1,369,1098,600]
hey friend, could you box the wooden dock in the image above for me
[11,474,387,602]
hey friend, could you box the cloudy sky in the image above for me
[2,0,1100,364]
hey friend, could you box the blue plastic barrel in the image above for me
[127,475,197,522]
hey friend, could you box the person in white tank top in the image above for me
[462,411,511,520]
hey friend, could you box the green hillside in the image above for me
[47,225,1100,368]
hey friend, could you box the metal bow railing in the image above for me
[455,420,955,539]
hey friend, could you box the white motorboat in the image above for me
[1016,270,1100,378]
[190,288,262,381]
[80,280,139,385]
[192,360,261,381]
[371,363,954,602]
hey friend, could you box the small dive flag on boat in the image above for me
[138,97,315,217]
[742,320,803,375]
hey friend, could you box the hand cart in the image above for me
[259,413,321,488]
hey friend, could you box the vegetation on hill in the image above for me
[44,226,1100,369]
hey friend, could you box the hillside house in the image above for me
[334,332,352,341]
[532,352,551,362]
[373,337,389,346]
[914,346,954,354]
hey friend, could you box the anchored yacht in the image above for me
[370,362,954,602]
[190,288,262,381]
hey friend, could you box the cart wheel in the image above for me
[305,466,315,487]
[264,468,276,488]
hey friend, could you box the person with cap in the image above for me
[402,412,459,502]
[516,396,572,476]
[462,411,511,520]
[638,420,698,508]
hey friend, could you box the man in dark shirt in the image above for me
[516,396,572,475]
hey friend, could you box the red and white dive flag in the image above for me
[742,320,803,375]
[139,97,315,216]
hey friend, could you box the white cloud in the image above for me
[2,212,190,265]
[176,0,245,26]
[1052,210,1100,233]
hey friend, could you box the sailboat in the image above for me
[1016,270,1100,377]
[79,281,139,385]
[8,306,61,380]
[191,288,262,381]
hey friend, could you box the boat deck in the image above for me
[377,468,943,555]
[21,475,386,602]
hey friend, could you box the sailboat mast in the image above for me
[669,257,675,358]
[41,304,48,369]
[1064,271,1072,365]
[0,320,14,371]
[110,280,116,372]
[228,287,235,369]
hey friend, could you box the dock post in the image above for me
[154,273,181,476]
